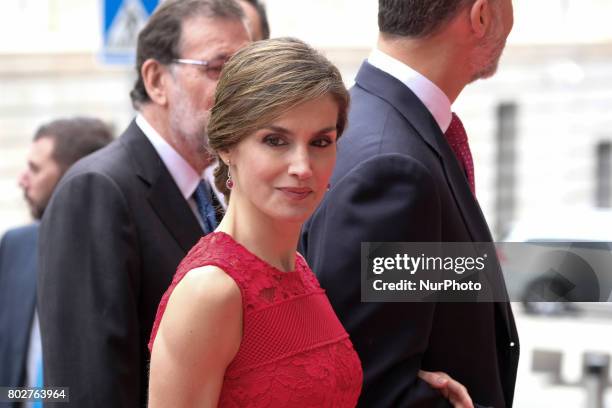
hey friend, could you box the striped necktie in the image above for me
[193,180,218,234]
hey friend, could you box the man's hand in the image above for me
[418,370,474,408]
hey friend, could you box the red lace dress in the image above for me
[149,232,362,407]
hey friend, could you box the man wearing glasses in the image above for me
[37,1,250,406]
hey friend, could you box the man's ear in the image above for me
[469,0,491,39]
[141,58,170,106]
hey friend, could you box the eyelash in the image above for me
[262,135,334,148]
[263,135,288,147]
[311,137,333,148]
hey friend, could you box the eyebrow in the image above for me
[264,125,338,135]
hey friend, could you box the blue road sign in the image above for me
[101,0,159,64]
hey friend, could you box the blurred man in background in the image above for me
[302,0,518,407]
[239,0,270,41]
[0,117,113,406]
[37,0,250,406]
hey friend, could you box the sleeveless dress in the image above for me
[149,232,362,407]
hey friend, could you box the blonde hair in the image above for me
[207,37,349,201]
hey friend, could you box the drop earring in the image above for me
[226,163,234,190]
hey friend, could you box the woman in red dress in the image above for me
[148,38,361,407]
[148,37,474,408]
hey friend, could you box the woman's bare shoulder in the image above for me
[157,265,242,358]
[149,269,242,407]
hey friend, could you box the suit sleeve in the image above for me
[301,153,451,408]
[38,172,141,408]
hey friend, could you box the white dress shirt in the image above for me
[368,48,453,133]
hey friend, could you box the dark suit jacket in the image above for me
[301,62,519,408]
[38,121,205,407]
[0,224,38,407]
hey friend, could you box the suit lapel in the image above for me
[121,120,202,253]
[438,143,489,242]
[355,62,513,336]
[147,169,204,252]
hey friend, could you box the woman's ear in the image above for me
[218,150,232,166]
[469,0,491,39]
[141,59,170,106]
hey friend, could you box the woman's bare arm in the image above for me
[148,265,242,408]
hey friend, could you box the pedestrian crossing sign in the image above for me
[101,0,159,64]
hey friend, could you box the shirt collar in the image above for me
[135,114,202,199]
[368,48,452,133]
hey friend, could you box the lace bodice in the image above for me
[149,232,362,407]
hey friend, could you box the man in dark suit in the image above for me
[0,117,112,406]
[37,1,250,406]
[0,225,39,401]
[301,0,519,407]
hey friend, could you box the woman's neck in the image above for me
[217,199,301,272]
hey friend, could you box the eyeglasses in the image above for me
[172,57,229,80]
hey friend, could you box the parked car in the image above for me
[500,208,612,315]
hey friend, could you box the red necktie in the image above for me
[444,112,475,195]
